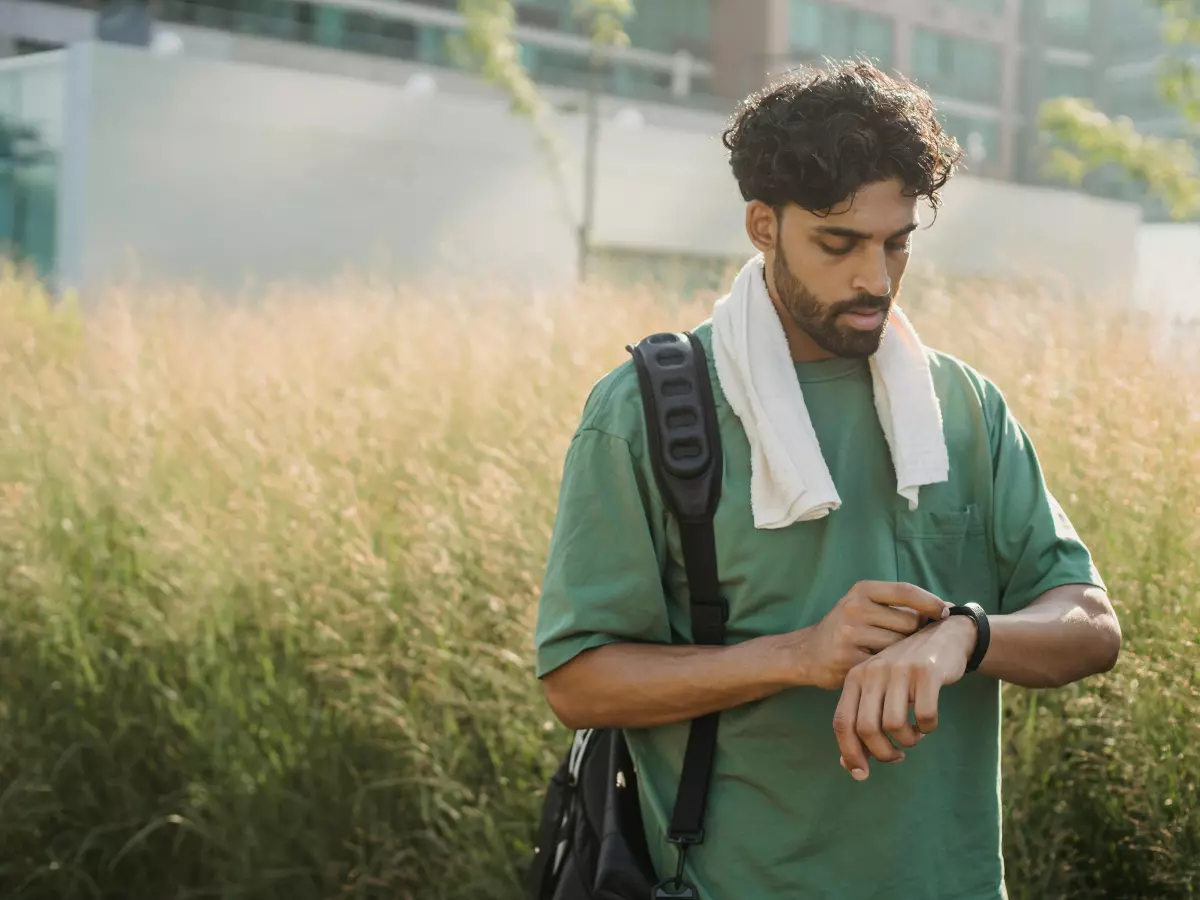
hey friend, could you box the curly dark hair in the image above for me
[722,60,963,215]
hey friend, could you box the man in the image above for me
[533,62,1121,900]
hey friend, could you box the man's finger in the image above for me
[913,664,942,736]
[864,605,924,636]
[882,667,923,748]
[857,581,953,622]
[833,679,869,781]
[856,625,913,653]
[855,668,904,765]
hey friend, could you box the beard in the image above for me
[772,247,893,359]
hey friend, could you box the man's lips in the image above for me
[841,308,886,330]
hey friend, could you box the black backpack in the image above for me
[526,331,725,900]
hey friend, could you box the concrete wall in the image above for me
[64,42,581,294]
[1136,224,1200,323]
[59,41,1143,302]
[915,177,1142,304]
[588,118,1143,304]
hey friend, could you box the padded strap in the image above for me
[627,331,725,849]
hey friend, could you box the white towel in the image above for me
[711,254,949,530]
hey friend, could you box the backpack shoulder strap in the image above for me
[626,331,724,887]
[626,331,722,526]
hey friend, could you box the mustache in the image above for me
[829,294,892,317]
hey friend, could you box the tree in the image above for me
[1038,0,1200,218]
[453,0,631,117]
[452,0,632,278]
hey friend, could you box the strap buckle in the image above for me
[653,882,697,900]
[653,844,698,899]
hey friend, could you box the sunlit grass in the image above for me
[0,263,1196,899]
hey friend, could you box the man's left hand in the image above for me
[832,615,978,782]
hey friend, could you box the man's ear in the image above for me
[746,201,778,254]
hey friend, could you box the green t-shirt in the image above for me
[534,320,1104,900]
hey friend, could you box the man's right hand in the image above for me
[541,581,953,733]
[791,581,954,691]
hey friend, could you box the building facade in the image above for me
[0,0,1183,281]
[0,1,1179,164]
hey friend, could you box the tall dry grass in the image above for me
[0,263,1196,899]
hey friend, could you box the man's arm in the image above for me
[831,583,1121,781]
[974,582,1121,688]
[827,555,1120,783]
[541,637,798,731]
[543,581,955,730]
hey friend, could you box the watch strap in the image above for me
[948,602,990,673]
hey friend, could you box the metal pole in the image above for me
[578,50,601,282]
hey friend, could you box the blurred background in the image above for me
[1,0,1199,315]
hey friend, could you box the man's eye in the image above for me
[887,242,911,254]
[820,243,854,256]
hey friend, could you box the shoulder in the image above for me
[575,320,717,459]
[924,347,1010,447]
[576,358,645,452]
[926,347,993,400]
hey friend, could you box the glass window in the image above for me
[947,0,1004,15]
[155,0,707,102]
[312,6,345,48]
[526,47,598,91]
[1041,61,1093,101]
[856,13,893,63]
[939,111,999,170]
[1044,0,1090,28]
[236,0,304,41]
[911,29,1001,105]
[1106,71,1171,122]
[790,0,823,48]
[1042,0,1093,50]
[789,0,894,67]
[1109,0,1164,63]
[0,63,63,285]
[517,0,573,31]
[612,0,711,59]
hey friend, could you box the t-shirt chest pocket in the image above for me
[894,503,1000,613]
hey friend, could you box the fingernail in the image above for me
[851,768,868,781]
[940,606,951,618]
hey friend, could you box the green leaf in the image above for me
[1037,97,1200,219]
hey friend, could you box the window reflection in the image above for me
[0,74,60,283]
[789,0,894,68]
[911,28,1002,106]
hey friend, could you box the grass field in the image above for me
[0,265,1196,899]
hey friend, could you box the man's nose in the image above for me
[851,250,892,299]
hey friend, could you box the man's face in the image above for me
[747,179,921,361]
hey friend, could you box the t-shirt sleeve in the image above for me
[534,427,672,679]
[986,384,1107,615]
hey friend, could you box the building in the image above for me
[725,0,1180,201]
[0,0,1175,295]
[2,1,1179,180]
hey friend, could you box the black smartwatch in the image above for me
[948,602,990,673]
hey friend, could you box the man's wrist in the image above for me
[764,628,817,689]
[942,614,979,667]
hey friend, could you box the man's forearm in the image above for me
[975,584,1121,688]
[541,633,807,730]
